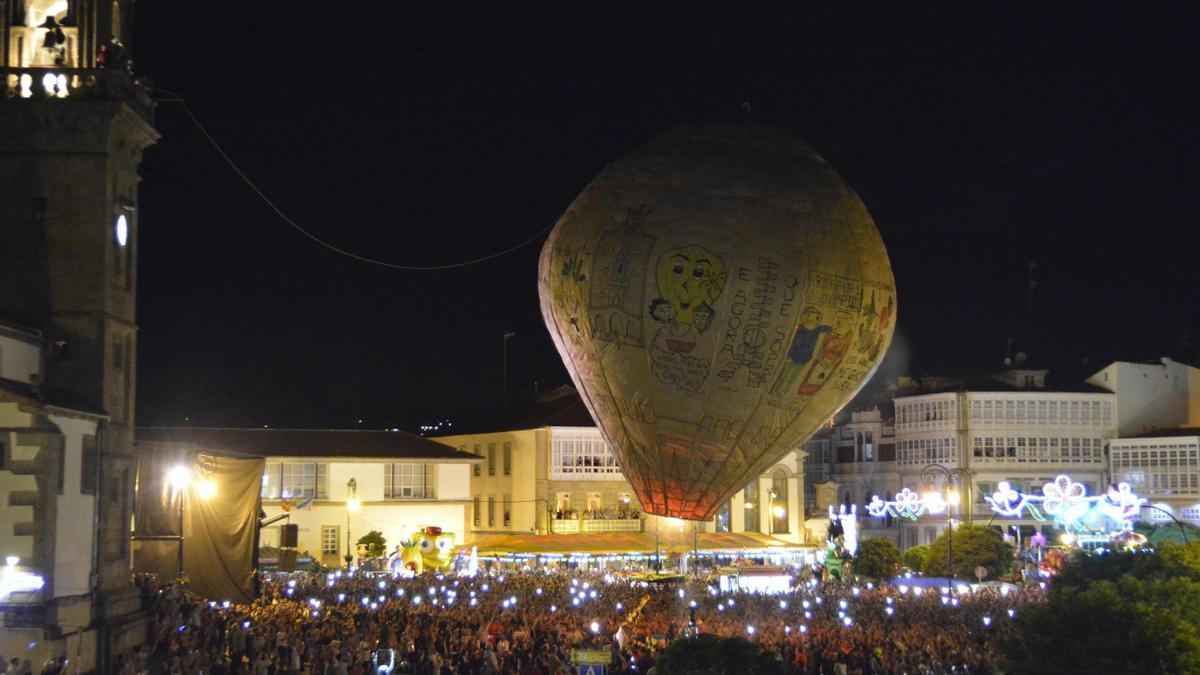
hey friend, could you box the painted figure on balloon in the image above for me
[772,306,833,396]
[797,314,855,396]
[648,245,726,392]
[856,292,893,363]
[554,249,588,339]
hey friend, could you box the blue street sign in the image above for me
[577,665,606,675]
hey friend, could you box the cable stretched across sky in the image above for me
[153,89,554,271]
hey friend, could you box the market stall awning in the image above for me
[462,532,812,556]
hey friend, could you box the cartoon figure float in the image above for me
[824,505,858,580]
[395,527,456,575]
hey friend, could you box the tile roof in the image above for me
[136,427,482,461]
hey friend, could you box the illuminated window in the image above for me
[261,462,327,500]
[321,526,339,555]
[487,496,495,526]
[383,463,436,499]
[715,502,731,533]
[503,494,511,527]
[503,442,512,475]
[473,497,481,526]
[551,429,623,479]
[744,479,760,532]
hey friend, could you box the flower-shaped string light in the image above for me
[1042,476,1086,515]
[870,474,1146,535]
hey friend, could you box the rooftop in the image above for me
[1131,427,1200,440]
[136,427,481,462]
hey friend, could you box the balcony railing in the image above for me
[550,518,642,534]
[2,67,154,120]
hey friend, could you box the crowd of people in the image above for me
[116,566,1041,674]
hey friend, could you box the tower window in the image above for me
[115,213,128,247]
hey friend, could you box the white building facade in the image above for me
[893,385,1116,549]
[440,401,810,546]
[1,323,109,671]
[136,428,481,569]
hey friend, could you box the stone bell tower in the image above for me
[1,0,156,668]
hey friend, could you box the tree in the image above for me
[921,523,1013,580]
[854,538,901,581]
[357,530,387,558]
[901,544,930,572]
[1001,543,1200,673]
[1134,520,1200,546]
[656,635,784,675]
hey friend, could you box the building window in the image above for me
[471,445,481,476]
[555,492,571,514]
[770,470,789,534]
[551,430,623,479]
[261,462,328,500]
[488,443,496,476]
[503,494,511,527]
[383,463,436,499]
[503,442,512,475]
[473,497,481,526]
[743,479,760,532]
[81,435,97,494]
[715,502,731,533]
[321,526,339,555]
[487,496,495,526]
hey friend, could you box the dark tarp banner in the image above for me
[134,445,263,603]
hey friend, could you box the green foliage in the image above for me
[854,538,901,581]
[656,635,784,675]
[1001,544,1200,674]
[901,544,930,572]
[921,524,1013,579]
[356,530,387,558]
[1134,520,1200,546]
[1051,541,1200,591]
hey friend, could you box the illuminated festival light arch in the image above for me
[866,475,1146,534]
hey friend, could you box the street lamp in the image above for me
[920,463,972,594]
[346,478,360,568]
[167,462,215,579]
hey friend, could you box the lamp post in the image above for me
[346,478,360,569]
[921,463,971,594]
[167,465,192,578]
[167,462,216,579]
[1144,504,1190,545]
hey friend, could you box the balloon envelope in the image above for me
[538,125,896,520]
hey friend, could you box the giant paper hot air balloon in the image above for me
[538,125,895,521]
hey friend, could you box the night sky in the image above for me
[131,4,1198,432]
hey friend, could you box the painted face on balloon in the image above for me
[655,245,726,326]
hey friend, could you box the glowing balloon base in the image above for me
[538,125,897,520]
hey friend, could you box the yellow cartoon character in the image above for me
[412,526,456,571]
[653,245,726,329]
[399,539,424,574]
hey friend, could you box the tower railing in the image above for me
[1,66,154,120]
